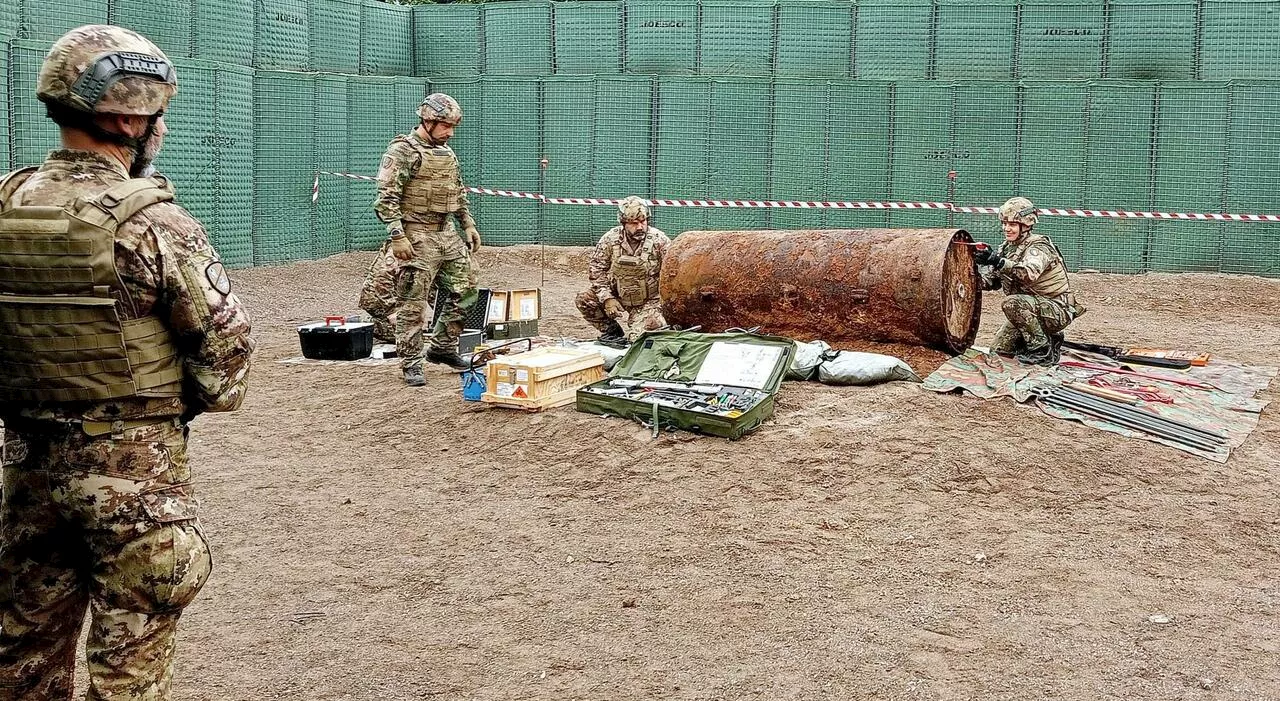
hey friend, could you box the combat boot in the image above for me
[402,365,426,387]
[1015,344,1055,366]
[1048,333,1065,364]
[426,347,470,370]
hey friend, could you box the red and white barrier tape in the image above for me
[314,171,1280,222]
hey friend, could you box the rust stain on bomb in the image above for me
[659,229,981,353]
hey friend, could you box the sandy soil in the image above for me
[85,246,1280,699]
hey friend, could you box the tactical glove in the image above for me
[603,298,625,318]
[465,227,482,253]
[390,235,414,262]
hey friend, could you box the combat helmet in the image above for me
[37,24,176,117]
[617,196,650,224]
[999,196,1038,228]
[418,93,462,125]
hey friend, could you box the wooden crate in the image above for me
[481,346,605,411]
[508,288,542,321]
[485,291,509,324]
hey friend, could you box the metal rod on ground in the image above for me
[1049,392,1228,447]
[1054,387,1229,441]
[1059,360,1214,390]
[1041,395,1225,453]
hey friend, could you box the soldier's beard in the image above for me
[130,126,165,178]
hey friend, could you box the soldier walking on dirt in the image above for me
[0,25,254,699]
[976,196,1086,365]
[368,93,481,386]
[575,197,671,343]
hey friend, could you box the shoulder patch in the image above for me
[206,262,232,295]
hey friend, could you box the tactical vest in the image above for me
[1001,233,1072,298]
[0,168,185,403]
[609,230,662,307]
[398,136,463,221]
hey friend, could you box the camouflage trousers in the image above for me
[574,291,666,342]
[0,419,211,701]
[990,294,1073,354]
[358,242,399,343]
[395,224,478,369]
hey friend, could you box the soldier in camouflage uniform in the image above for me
[976,196,1085,365]
[371,93,481,386]
[0,25,254,700]
[575,197,671,343]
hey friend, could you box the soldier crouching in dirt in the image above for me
[0,24,254,699]
[575,196,671,343]
[976,196,1086,365]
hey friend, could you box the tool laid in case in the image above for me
[575,330,793,439]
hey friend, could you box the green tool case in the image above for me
[575,330,794,439]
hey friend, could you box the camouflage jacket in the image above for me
[981,232,1074,301]
[1,150,254,423]
[589,226,671,306]
[373,130,476,239]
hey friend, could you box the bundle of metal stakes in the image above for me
[1033,385,1229,453]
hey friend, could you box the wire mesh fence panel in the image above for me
[413,4,482,77]
[1080,81,1155,273]
[553,2,621,75]
[1019,82,1089,265]
[543,78,596,245]
[935,0,1017,80]
[1017,0,1105,79]
[624,1,698,75]
[362,0,413,76]
[253,71,317,265]
[110,0,194,58]
[20,1,108,46]
[1149,82,1230,272]
[314,74,350,258]
[256,0,312,70]
[770,80,831,230]
[484,1,552,75]
[8,42,59,168]
[951,83,1018,241]
[194,0,255,65]
[0,48,9,171]
[310,0,362,74]
[776,2,852,78]
[0,3,18,44]
[699,3,773,76]
[824,81,894,228]
[1201,0,1280,79]
[213,65,256,268]
[655,78,710,236]
[854,0,932,79]
[478,77,542,245]
[706,79,772,230]
[1106,0,1197,79]
[157,60,218,248]
[1223,81,1280,276]
[592,76,653,236]
[888,82,954,228]
[346,76,402,251]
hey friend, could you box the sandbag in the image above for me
[571,341,627,371]
[816,351,921,386]
[787,340,831,381]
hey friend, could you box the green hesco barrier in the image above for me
[822,81,894,229]
[1202,0,1280,80]
[700,3,773,76]
[157,60,218,247]
[310,0,362,74]
[1223,82,1280,276]
[1081,81,1156,274]
[1106,0,1197,79]
[194,0,255,66]
[553,2,621,75]
[478,77,542,245]
[110,0,193,59]
[8,42,59,168]
[543,78,596,246]
[1019,82,1089,264]
[0,3,18,44]
[950,83,1018,240]
[362,0,413,76]
[256,0,311,71]
[655,79,711,236]
[887,82,953,228]
[253,71,316,265]
[624,1,698,75]
[706,80,771,230]
[591,76,655,236]
[211,65,257,268]
[854,0,931,79]
[345,77,401,251]
[413,4,481,77]
[777,3,852,78]
[484,2,552,75]
[935,0,1016,80]
[315,74,350,258]
[21,1,108,46]
[1018,0,1105,79]
[0,49,9,172]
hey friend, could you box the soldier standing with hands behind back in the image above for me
[369,93,481,386]
[0,25,253,699]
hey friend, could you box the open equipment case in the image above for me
[575,330,794,439]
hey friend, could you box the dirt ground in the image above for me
[157,245,1278,700]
